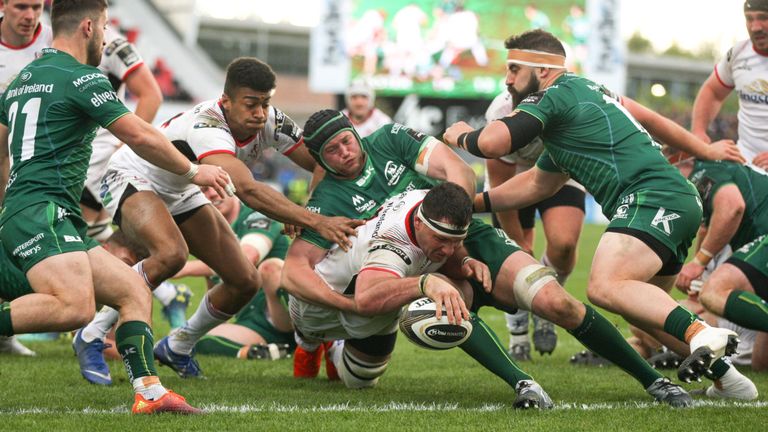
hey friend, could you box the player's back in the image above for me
[0,48,127,221]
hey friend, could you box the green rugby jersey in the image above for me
[232,203,285,244]
[688,160,768,249]
[517,73,692,217]
[0,48,129,223]
[301,123,436,249]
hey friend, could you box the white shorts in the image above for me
[289,296,399,341]
[100,146,209,220]
[83,130,121,204]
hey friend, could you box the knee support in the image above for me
[513,264,557,311]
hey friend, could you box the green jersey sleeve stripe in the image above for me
[102,111,131,129]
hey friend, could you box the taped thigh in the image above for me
[513,264,557,311]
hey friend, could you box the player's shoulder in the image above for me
[267,105,302,143]
[723,39,753,63]
[188,99,232,134]
[485,91,513,122]
[372,122,428,144]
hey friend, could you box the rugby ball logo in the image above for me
[399,297,473,350]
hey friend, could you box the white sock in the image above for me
[168,294,232,355]
[132,376,168,401]
[80,306,119,342]
[329,340,344,367]
[153,281,177,306]
[541,254,571,286]
[505,310,530,335]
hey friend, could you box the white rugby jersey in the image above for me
[0,22,52,95]
[108,99,303,189]
[715,40,768,162]
[342,108,393,138]
[314,189,445,295]
[484,91,543,168]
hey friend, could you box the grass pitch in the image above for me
[1,224,765,430]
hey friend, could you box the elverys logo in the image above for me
[20,71,32,82]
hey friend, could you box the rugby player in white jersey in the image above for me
[0,0,51,95]
[99,57,362,378]
[286,182,556,409]
[341,79,392,138]
[692,0,768,168]
[0,0,49,356]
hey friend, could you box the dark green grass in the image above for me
[1,224,765,430]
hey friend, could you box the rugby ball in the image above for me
[398,297,473,350]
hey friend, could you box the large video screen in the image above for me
[348,0,588,99]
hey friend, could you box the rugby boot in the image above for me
[247,343,291,360]
[678,326,739,383]
[161,283,192,329]
[153,336,203,378]
[508,334,532,362]
[532,314,557,355]
[646,377,693,408]
[0,336,36,356]
[569,350,612,367]
[132,390,202,415]
[513,380,554,409]
[324,341,340,381]
[648,349,683,370]
[293,344,323,378]
[72,329,112,385]
[705,366,758,400]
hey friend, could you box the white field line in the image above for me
[1,400,767,415]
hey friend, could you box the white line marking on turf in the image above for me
[2,400,766,415]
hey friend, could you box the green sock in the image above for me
[116,321,158,380]
[196,335,244,358]
[459,313,532,387]
[723,290,768,332]
[568,304,661,388]
[0,303,13,336]
[663,306,699,342]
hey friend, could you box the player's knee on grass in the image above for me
[336,333,396,389]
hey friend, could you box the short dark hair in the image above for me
[51,0,108,36]
[422,182,472,229]
[224,57,276,96]
[105,229,149,262]
[504,29,566,57]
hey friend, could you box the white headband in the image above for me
[416,205,469,239]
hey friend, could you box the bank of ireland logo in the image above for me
[20,71,32,82]
[384,161,405,186]
[651,207,680,236]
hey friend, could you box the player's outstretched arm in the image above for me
[691,72,733,143]
[107,114,233,196]
[281,239,357,312]
[621,97,745,164]
[356,271,469,324]
[419,138,476,197]
[444,113,542,160]
[202,153,363,250]
[474,167,567,213]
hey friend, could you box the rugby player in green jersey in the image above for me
[282,110,694,407]
[672,156,768,394]
[443,29,755,397]
[0,0,233,414]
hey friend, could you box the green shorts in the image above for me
[0,202,99,275]
[232,289,295,348]
[606,189,702,274]
[0,247,31,300]
[728,235,768,301]
[463,218,521,283]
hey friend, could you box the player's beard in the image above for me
[86,37,103,67]
[507,74,540,104]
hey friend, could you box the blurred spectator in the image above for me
[151,58,192,101]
